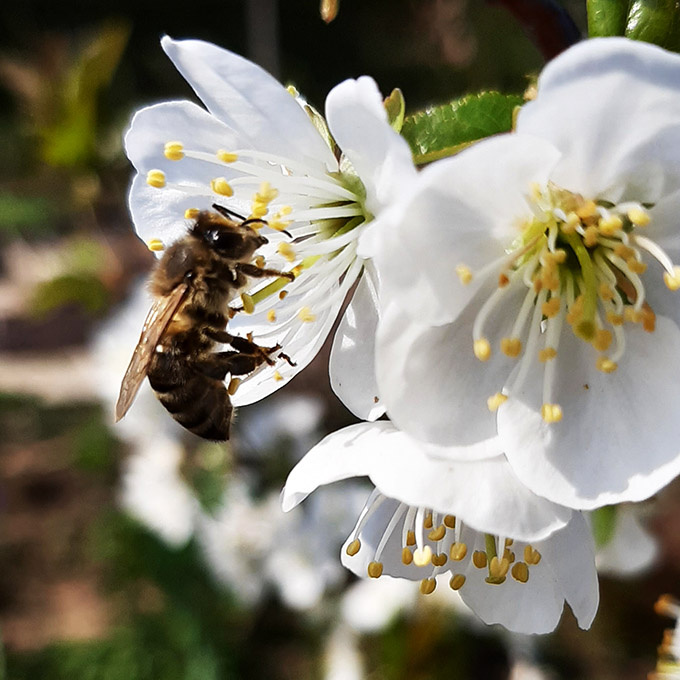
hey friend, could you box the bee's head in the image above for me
[192,211,268,261]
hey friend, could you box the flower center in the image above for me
[461,182,680,423]
[143,141,370,346]
[345,491,542,594]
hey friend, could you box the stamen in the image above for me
[185,208,200,220]
[487,392,508,412]
[473,338,492,362]
[216,149,239,163]
[413,546,433,567]
[541,403,563,423]
[524,545,542,565]
[210,177,234,197]
[146,169,166,188]
[627,207,650,226]
[420,578,437,595]
[147,238,164,252]
[367,561,383,578]
[164,141,184,161]
[450,542,468,561]
[297,307,316,322]
[227,377,241,395]
[456,264,473,285]
[511,562,529,583]
[449,574,466,590]
[664,266,680,291]
[472,551,487,569]
[346,539,361,556]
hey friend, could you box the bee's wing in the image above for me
[115,283,188,422]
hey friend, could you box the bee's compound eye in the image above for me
[207,229,243,252]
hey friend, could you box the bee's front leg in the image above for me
[236,263,295,281]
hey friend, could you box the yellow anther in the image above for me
[642,307,656,333]
[627,257,647,274]
[473,338,492,362]
[163,141,184,160]
[210,177,234,197]
[538,347,557,363]
[269,219,292,232]
[614,244,635,260]
[227,377,241,395]
[431,553,448,567]
[472,551,487,569]
[541,403,563,423]
[423,513,433,529]
[401,547,413,565]
[503,549,515,563]
[566,295,583,326]
[413,546,433,567]
[541,271,560,292]
[146,169,166,188]
[583,225,599,248]
[624,307,642,324]
[367,561,383,578]
[184,208,201,220]
[598,214,623,236]
[546,249,567,264]
[599,282,615,301]
[346,539,361,556]
[147,238,164,252]
[542,296,561,318]
[240,293,255,314]
[277,242,296,262]
[524,545,542,565]
[420,578,437,595]
[254,255,265,268]
[576,200,598,219]
[250,204,268,219]
[498,272,510,288]
[505,538,514,546]
[500,337,522,358]
[597,357,618,373]
[628,207,651,227]
[266,309,277,323]
[443,515,456,529]
[450,542,468,561]
[607,311,624,326]
[298,307,316,323]
[406,531,416,547]
[273,370,283,382]
[455,264,473,285]
[593,329,613,352]
[488,556,510,580]
[511,562,530,583]
[278,290,289,300]
[449,574,466,591]
[664,266,680,291]
[277,205,292,216]
[428,525,446,542]
[255,181,279,204]
[487,392,508,412]
[286,85,300,97]
[216,149,238,163]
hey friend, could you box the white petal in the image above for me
[325,77,417,214]
[375,288,525,449]
[230,287,340,406]
[595,505,658,576]
[499,315,680,508]
[518,37,680,201]
[282,421,571,541]
[460,513,598,634]
[329,264,385,421]
[361,134,560,325]
[161,37,335,167]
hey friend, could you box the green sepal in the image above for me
[625,0,680,51]
[401,92,524,165]
[591,505,619,548]
[587,0,629,36]
[384,88,406,133]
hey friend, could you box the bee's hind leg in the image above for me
[193,350,274,381]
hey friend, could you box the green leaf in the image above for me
[591,505,618,547]
[384,88,405,132]
[587,0,629,36]
[625,0,680,50]
[401,92,524,165]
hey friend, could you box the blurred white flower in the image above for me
[119,434,198,547]
[594,503,658,576]
[323,625,365,680]
[125,37,416,418]
[363,38,680,510]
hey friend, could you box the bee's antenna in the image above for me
[212,203,247,222]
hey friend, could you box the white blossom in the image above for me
[125,37,415,418]
[362,38,680,510]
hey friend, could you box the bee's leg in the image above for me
[236,263,296,281]
[193,351,271,380]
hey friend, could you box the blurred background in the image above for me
[0,1,678,678]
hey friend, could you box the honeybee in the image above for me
[115,204,295,440]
